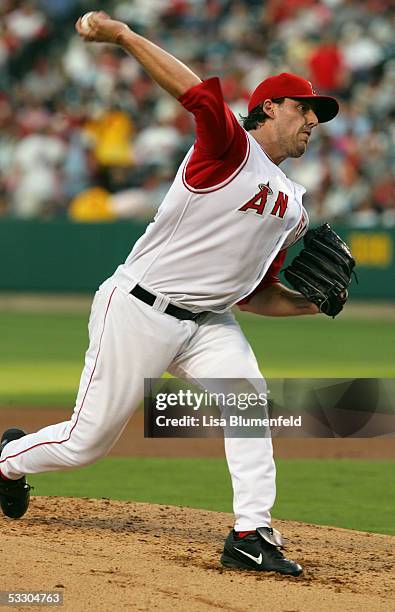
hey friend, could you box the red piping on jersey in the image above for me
[0,287,117,467]
[182,136,250,194]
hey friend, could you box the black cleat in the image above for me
[221,527,303,576]
[0,428,32,519]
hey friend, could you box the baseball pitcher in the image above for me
[0,12,355,575]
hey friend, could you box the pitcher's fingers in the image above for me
[96,11,111,20]
[75,17,83,34]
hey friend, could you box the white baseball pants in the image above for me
[0,278,275,530]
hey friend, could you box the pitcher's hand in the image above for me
[76,11,129,45]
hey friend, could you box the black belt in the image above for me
[130,284,207,322]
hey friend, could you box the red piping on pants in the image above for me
[0,287,117,467]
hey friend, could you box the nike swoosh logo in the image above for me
[234,547,262,565]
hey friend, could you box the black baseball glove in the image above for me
[283,224,356,317]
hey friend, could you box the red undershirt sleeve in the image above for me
[178,77,248,189]
[237,249,288,305]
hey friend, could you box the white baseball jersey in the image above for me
[113,78,308,312]
[114,119,308,311]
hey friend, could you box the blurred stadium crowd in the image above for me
[0,0,394,224]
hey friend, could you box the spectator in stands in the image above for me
[10,123,65,218]
[308,34,347,94]
[0,0,393,224]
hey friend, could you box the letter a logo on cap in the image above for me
[307,80,316,94]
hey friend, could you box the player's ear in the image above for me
[261,99,276,120]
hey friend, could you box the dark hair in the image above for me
[240,98,285,131]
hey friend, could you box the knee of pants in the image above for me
[62,432,113,468]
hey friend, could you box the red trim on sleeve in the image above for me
[182,137,250,194]
[178,77,248,190]
[237,249,287,305]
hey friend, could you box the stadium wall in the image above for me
[0,220,393,298]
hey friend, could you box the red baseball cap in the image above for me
[248,72,339,123]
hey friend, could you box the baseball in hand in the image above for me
[80,11,94,33]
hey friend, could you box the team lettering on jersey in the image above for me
[238,183,289,219]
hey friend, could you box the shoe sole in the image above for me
[1,428,27,445]
[0,485,30,519]
[0,428,30,519]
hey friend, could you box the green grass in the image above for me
[28,457,395,535]
[240,313,395,377]
[2,309,394,536]
[1,310,394,406]
[0,312,87,406]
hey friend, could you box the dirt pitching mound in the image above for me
[1,498,393,612]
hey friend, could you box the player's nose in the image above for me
[306,108,319,128]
